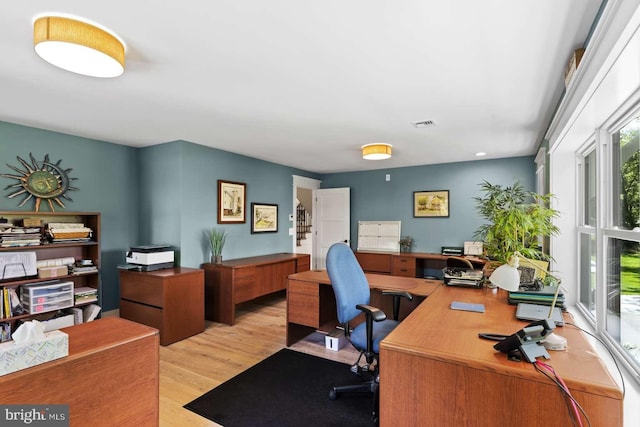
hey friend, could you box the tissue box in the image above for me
[0,330,69,376]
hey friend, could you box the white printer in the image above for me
[125,245,174,271]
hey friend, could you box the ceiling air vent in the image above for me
[412,120,436,128]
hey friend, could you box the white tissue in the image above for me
[12,320,46,344]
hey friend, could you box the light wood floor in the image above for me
[158,292,359,427]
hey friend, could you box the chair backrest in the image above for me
[446,256,474,269]
[326,242,371,324]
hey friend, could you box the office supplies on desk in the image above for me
[443,267,483,288]
[493,319,555,363]
[516,303,564,326]
[489,251,567,350]
[508,285,566,309]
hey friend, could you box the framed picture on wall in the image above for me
[251,203,278,233]
[218,180,246,223]
[413,190,449,218]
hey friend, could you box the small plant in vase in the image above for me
[208,228,227,264]
[399,236,413,253]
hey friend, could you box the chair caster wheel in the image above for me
[329,389,338,400]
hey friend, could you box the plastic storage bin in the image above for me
[20,280,74,314]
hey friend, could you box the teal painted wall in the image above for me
[0,120,534,312]
[0,121,139,311]
[138,140,319,267]
[320,156,535,254]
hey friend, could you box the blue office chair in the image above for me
[325,242,412,423]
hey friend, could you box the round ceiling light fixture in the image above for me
[362,143,392,160]
[33,16,125,78]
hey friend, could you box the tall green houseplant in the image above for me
[473,180,560,264]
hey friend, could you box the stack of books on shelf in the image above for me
[74,287,98,304]
[508,285,566,310]
[0,224,42,248]
[46,223,92,243]
[0,287,26,319]
[70,260,98,275]
[0,322,11,342]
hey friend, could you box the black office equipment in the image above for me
[441,246,463,256]
[493,319,555,363]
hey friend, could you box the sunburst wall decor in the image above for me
[1,153,78,212]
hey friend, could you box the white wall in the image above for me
[545,1,640,424]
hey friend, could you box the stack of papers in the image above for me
[508,286,565,309]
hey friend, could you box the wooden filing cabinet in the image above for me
[391,255,416,277]
[119,267,205,345]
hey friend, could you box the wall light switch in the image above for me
[385,174,391,181]
[288,214,294,221]
[288,227,295,236]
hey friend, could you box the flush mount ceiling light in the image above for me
[362,143,392,160]
[33,16,125,78]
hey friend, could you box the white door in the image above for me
[312,187,350,270]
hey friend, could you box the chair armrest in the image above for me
[381,290,414,320]
[381,290,413,302]
[356,304,387,322]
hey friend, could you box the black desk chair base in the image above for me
[329,372,379,425]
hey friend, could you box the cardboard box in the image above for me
[0,330,69,376]
[20,218,42,227]
[325,328,347,351]
[38,265,69,279]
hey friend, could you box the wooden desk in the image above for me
[203,253,310,325]
[119,267,205,345]
[379,285,623,426]
[286,270,441,346]
[355,251,486,277]
[0,317,159,426]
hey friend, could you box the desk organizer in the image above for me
[0,330,68,376]
[442,268,484,288]
[20,281,74,314]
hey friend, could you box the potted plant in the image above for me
[473,180,560,268]
[208,227,227,264]
[399,236,413,253]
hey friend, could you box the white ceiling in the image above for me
[0,1,602,174]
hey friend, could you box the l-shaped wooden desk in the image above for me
[286,270,441,346]
[286,270,623,426]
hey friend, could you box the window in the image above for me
[578,147,597,315]
[578,113,640,377]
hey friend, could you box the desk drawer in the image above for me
[120,272,164,308]
[233,266,256,303]
[288,280,319,327]
[392,256,416,277]
[119,299,162,332]
[296,256,310,272]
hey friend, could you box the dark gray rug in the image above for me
[184,348,373,427]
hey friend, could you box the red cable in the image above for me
[535,360,583,427]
